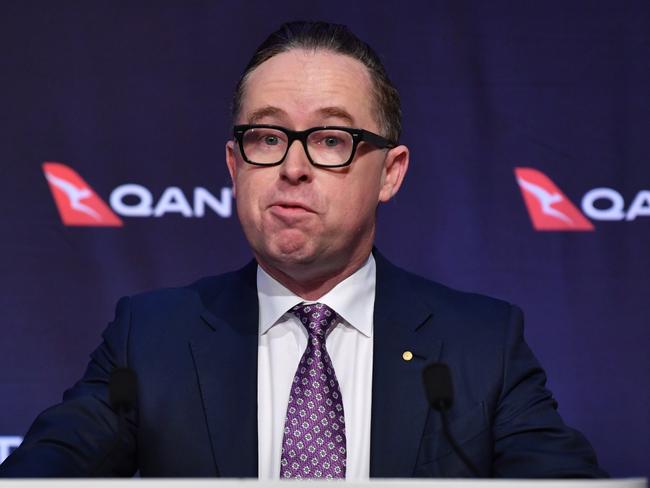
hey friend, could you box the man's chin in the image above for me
[254,238,324,273]
[269,243,317,266]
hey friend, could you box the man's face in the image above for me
[226,49,408,284]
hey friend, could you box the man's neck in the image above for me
[256,250,372,301]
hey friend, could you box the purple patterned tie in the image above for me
[280,302,346,479]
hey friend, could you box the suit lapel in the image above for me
[370,251,442,477]
[189,261,259,478]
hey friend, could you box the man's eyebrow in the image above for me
[317,107,355,125]
[247,106,287,124]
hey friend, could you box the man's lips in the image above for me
[268,201,316,213]
[267,201,317,220]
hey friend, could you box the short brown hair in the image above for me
[232,21,402,143]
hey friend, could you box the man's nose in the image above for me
[279,140,313,183]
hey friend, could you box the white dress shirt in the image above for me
[257,255,376,480]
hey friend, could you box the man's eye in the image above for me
[324,137,340,147]
[263,135,280,145]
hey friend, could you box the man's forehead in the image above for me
[246,105,356,126]
[238,49,376,128]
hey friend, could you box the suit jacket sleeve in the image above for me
[0,297,137,477]
[491,304,607,477]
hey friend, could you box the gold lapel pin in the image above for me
[402,350,413,361]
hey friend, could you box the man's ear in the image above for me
[378,145,409,202]
[225,140,237,198]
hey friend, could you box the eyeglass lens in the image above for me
[242,127,354,166]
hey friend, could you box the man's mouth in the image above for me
[268,201,316,221]
[269,201,315,213]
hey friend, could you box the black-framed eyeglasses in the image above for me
[233,124,396,168]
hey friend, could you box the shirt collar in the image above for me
[257,254,376,338]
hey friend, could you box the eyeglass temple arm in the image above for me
[360,130,397,148]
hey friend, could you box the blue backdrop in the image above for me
[1,0,648,478]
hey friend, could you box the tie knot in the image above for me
[290,302,338,338]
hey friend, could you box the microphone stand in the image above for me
[436,400,481,477]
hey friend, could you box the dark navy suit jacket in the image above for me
[0,251,606,477]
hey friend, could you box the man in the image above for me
[0,21,606,479]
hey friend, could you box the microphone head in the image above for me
[422,362,454,411]
[109,367,137,413]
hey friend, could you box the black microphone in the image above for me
[422,362,480,477]
[109,368,137,414]
[91,367,137,476]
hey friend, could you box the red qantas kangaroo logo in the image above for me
[42,162,123,227]
[514,167,594,231]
